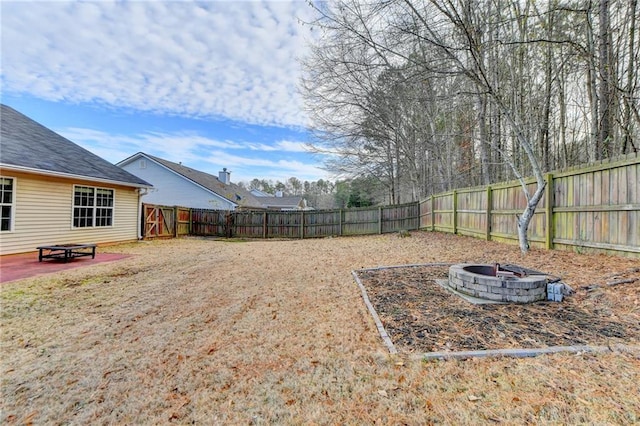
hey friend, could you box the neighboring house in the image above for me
[0,104,152,255]
[117,152,265,210]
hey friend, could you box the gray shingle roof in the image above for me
[0,104,151,187]
[122,153,266,209]
[260,196,305,209]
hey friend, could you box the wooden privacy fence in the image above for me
[143,204,191,238]
[142,154,638,257]
[143,202,421,240]
[420,154,639,256]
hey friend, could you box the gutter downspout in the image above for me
[137,188,150,240]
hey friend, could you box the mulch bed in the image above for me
[356,265,640,353]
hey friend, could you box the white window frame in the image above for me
[72,185,115,228]
[0,176,16,232]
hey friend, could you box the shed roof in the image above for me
[259,196,306,209]
[0,104,151,187]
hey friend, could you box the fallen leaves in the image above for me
[2,234,639,425]
[358,265,640,353]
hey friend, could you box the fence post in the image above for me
[431,195,435,231]
[263,211,267,239]
[378,206,383,234]
[174,206,179,238]
[486,186,492,241]
[300,211,305,239]
[452,190,458,235]
[545,173,554,250]
[339,209,343,236]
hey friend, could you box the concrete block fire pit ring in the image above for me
[448,264,548,303]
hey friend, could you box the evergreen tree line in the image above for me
[238,177,381,209]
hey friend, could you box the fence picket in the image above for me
[141,154,638,257]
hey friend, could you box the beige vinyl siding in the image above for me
[0,171,140,255]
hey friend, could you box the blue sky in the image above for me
[1,0,328,185]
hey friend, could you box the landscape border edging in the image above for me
[353,264,640,361]
[352,270,397,354]
[412,344,640,361]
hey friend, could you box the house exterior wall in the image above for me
[0,171,140,255]
[121,159,235,210]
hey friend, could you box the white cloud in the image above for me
[200,151,328,183]
[274,140,312,153]
[57,126,330,183]
[1,1,315,127]
[58,127,241,163]
[244,139,310,153]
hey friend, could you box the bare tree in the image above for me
[621,0,639,154]
[300,0,639,252]
[597,0,613,159]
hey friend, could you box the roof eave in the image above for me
[115,151,144,167]
[0,163,153,188]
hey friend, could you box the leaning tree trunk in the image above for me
[498,104,547,254]
[516,182,546,253]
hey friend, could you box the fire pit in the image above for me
[448,264,549,303]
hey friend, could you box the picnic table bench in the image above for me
[37,244,97,262]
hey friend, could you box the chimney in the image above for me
[275,190,283,197]
[219,168,230,184]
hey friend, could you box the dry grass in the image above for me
[1,232,639,424]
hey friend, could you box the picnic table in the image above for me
[37,244,97,262]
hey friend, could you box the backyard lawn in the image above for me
[1,232,639,424]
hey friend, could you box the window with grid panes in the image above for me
[73,186,114,227]
[0,177,15,231]
[95,188,114,226]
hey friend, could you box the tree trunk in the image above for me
[586,4,600,161]
[597,0,612,159]
[477,94,492,185]
[516,182,546,253]
[539,6,554,172]
[498,102,547,254]
[623,0,638,153]
[558,54,569,168]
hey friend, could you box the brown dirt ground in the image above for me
[356,264,640,353]
[1,232,639,425]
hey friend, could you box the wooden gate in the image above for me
[143,204,176,239]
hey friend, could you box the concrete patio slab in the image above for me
[0,251,130,284]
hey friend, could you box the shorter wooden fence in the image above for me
[143,202,421,240]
